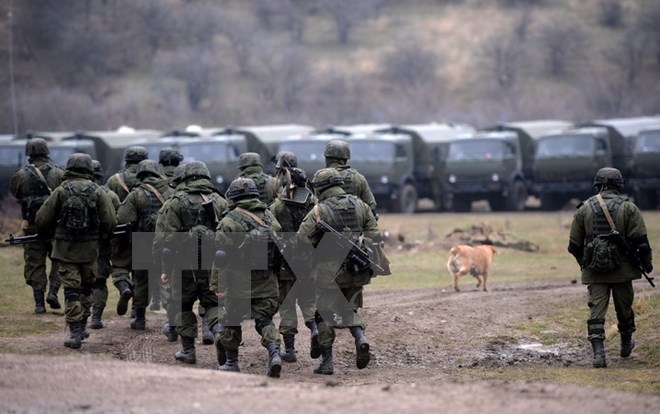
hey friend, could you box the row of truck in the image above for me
[1,115,659,212]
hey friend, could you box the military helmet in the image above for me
[275,151,298,169]
[311,168,344,192]
[593,167,624,190]
[170,164,186,187]
[324,140,350,160]
[124,146,149,164]
[238,152,262,169]
[181,160,211,181]
[91,159,104,180]
[159,147,183,166]
[66,153,94,173]
[136,159,162,179]
[25,138,50,157]
[225,177,259,200]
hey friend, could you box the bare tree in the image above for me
[514,6,534,42]
[131,0,178,56]
[155,50,219,111]
[318,0,384,45]
[482,34,527,90]
[538,17,588,76]
[578,66,632,117]
[381,40,439,90]
[598,0,624,28]
[603,29,647,86]
[636,0,660,68]
[251,0,307,41]
[217,10,259,75]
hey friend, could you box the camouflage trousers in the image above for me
[170,269,218,339]
[58,261,96,323]
[219,296,280,351]
[92,254,112,308]
[23,238,60,292]
[316,286,365,348]
[278,277,317,336]
[110,239,132,287]
[587,282,635,341]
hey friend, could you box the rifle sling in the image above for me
[115,172,130,194]
[30,164,52,194]
[234,206,265,226]
[200,193,219,223]
[595,194,617,231]
[143,183,165,205]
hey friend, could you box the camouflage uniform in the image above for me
[269,157,319,362]
[89,160,120,330]
[106,146,148,315]
[10,138,64,313]
[236,152,279,205]
[35,154,116,349]
[152,161,228,364]
[324,139,377,213]
[297,168,381,375]
[117,160,173,330]
[568,168,653,368]
[212,177,283,377]
[159,147,183,181]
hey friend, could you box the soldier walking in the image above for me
[323,140,377,214]
[159,147,183,181]
[236,152,279,205]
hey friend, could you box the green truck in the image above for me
[445,120,572,212]
[628,126,660,209]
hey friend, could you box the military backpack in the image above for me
[55,182,99,241]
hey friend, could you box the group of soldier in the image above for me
[10,137,384,378]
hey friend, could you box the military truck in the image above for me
[445,120,572,212]
[628,126,660,209]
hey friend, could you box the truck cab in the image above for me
[628,127,660,209]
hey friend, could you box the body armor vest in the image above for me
[588,196,624,239]
[175,191,217,231]
[244,172,271,203]
[319,194,362,234]
[137,185,165,232]
[21,163,56,223]
[339,168,357,196]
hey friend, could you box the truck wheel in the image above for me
[539,193,564,211]
[634,189,656,210]
[452,195,472,212]
[397,184,418,214]
[506,181,527,211]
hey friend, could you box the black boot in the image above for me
[64,321,82,349]
[620,333,635,358]
[46,285,61,309]
[281,334,297,363]
[130,307,146,330]
[90,306,104,329]
[201,315,213,345]
[175,336,196,364]
[218,348,240,372]
[591,339,607,368]
[305,320,321,359]
[150,298,161,311]
[162,323,178,342]
[115,281,133,316]
[130,305,136,319]
[33,289,46,314]
[350,326,371,369]
[212,323,226,367]
[81,317,90,340]
[266,342,282,378]
[313,346,334,375]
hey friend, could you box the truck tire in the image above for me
[505,181,527,211]
[452,195,472,212]
[397,184,418,214]
[634,189,657,210]
[539,193,564,211]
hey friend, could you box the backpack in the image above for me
[55,182,99,241]
[582,194,623,273]
[228,207,281,271]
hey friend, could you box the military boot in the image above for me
[266,343,282,378]
[90,305,104,329]
[350,326,371,369]
[305,320,321,359]
[212,323,226,367]
[162,323,178,342]
[33,289,46,314]
[201,315,213,345]
[115,281,133,316]
[130,307,146,330]
[591,339,607,368]
[149,298,161,311]
[620,333,635,358]
[218,348,240,372]
[81,317,90,340]
[280,334,297,363]
[174,336,196,364]
[313,346,334,375]
[64,322,82,349]
[46,285,61,310]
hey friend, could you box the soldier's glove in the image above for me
[644,264,653,274]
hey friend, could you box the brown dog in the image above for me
[446,244,497,292]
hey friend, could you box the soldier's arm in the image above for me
[47,166,64,189]
[97,189,117,235]
[9,170,24,200]
[567,205,586,265]
[622,201,652,272]
[212,219,240,293]
[296,211,320,246]
[35,188,61,236]
[356,173,377,212]
[116,192,139,226]
[360,201,381,242]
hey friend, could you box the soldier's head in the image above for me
[238,152,262,170]
[66,153,94,174]
[311,168,344,195]
[275,151,298,170]
[136,159,163,180]
[91,159,104,182]
[181,161,211,182]
[324,140,350,164]
[124,146,148,165]
[225,177,259,201]
[159,147,183,167]
[593,167,624,192]
[25,138,50,158]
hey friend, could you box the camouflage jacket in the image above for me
[106,163,139,202]
[238,165,279,205]
[328,161,377,212]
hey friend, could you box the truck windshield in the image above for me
[349,140,398,161]
[0,146,24,167]
[536,135,594,158]
[179,141,238,163]
[635,131,660,153]
[279,142,326,161]
[448,140,504,161]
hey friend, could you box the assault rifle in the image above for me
[5,223,131,246]
[602,230,655,288]
[308,220,384,275]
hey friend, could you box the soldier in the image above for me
[212,177,283,377]
[269,152,320,362]
[155,161,228,364]
[568,168,653,368]
[236,152,279,205]
[107,146,148,316]
[35,153,116,349]
[10,138,65,314]
[89,160,120,330]
[297,168,381,375]
[117,160,173,330]
[159,147,183,180]
[324,139,377,214]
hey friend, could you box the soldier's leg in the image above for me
[295,277,320,359]
[612,281,636,357]
[23,241,48,313]
[314,289,337,375]
[174,270,198,364]
[218,296,244,372]
[111,239,133,315]
[340,286,370,370]
[587,283,611,368]
[91,254,111,329]
[148,267,161,311]
[277,279,298,363]
[58,262,84,349]
[253,297,282,377]
[198,271,225,366]
[46,245,61,310]
[79,262,96,340]
[196,270,215,345]
[130,268,149,330]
